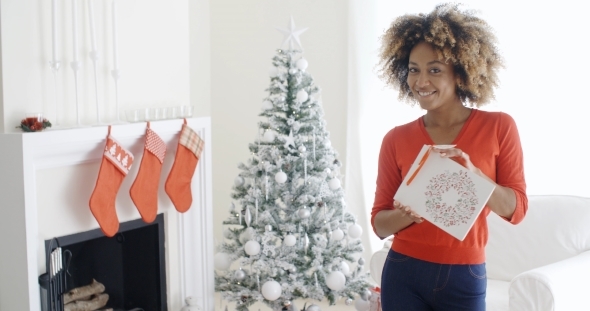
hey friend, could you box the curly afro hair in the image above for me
[378,3,503,107]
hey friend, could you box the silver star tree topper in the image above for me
[275,16,308,50]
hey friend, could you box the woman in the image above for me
[371,3,528,310]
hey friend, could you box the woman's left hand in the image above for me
[431,147,479,174]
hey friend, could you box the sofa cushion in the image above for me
[509,250,590,311]
[486,195,590,281]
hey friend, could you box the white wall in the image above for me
[190,0,211,117]
[0,0,194,131]
[209,0,350,251]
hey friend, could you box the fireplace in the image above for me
[0,117,214,311]
[44,215,167,311]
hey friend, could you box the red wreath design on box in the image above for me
[424,170,479,227]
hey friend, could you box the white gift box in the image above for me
[393,145,496,241]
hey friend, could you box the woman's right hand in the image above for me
[394,200,424,224]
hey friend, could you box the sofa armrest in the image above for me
[509,250,590,311]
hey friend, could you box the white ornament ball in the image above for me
[298,207,311,219]
[262,100,273,110]
[275,171,287,184]
[324,168,332,176]
[234,176,244,187]
[326,271,346,291]
[361,289,372,301]
[296,58,308,71]
[213,253,231,271]
[345,298,353,306]
[332,228,344,241]
[354,299,370,311]
[298,145,307,153]
[340,261,350,274]
[348,223,363,239]
[261,280,282,301]
[234,269,246,280]
[329,178,341,190]
[244,240,261,256]
[264,130,276,142]
[289,68,298,74]
[284,234,297,246]
[296,90,309,103]
[269,66,279,77]
[306,304,321,311]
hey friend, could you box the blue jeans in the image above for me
[381,249,486,311]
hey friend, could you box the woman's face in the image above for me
[407,42,460,111]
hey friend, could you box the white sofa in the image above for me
[370,195,590,311]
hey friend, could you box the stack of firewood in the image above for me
[63,279,111,311]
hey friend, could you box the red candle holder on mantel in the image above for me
[17,113,52,132]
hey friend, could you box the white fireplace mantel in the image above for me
[0,117,214,311]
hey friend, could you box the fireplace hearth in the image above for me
[44,214,167,311]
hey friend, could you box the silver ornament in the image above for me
[303,233,310,253]
[328,178,341,190]
[265,224,273,232]
[345,298,353,306]
[289,266,297,273]
[275,170,288,183]
[245,207,252,227]
[296,58,308,71]
[234,268,246,280]
[284,300,292,306]
[264,130,276,142]
[361,289,372,301]
[297,206,311,219]
[262,100,273,110]
[306,304,321,311]
[296,89,309,103]
[358,258,365,266]
[298,145,307,153]
[283,234,297,247]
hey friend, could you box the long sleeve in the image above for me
[370,128,402,239]
[496,113,528,224]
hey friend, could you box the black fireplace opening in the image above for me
[45,214,168,311]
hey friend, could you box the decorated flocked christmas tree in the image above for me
[214,18,371,311]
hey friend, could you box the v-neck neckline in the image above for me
[418,108,477,145]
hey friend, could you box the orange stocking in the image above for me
[165,120,204,213]
[130,124,167,223]
[89,126,134,237]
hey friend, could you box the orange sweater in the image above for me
[371,109,527,264]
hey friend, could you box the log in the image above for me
[63,279,106,304]
[64,293,109,311]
